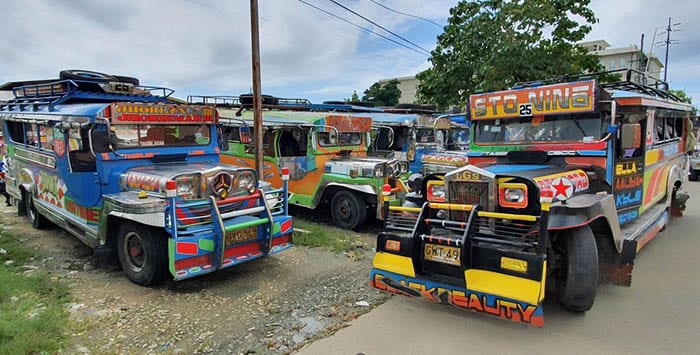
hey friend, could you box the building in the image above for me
[579,40,664,82]
[377,75,420,104]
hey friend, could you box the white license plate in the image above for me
[424,243,461,266]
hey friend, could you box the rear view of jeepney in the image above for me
[0,71,292,285]
[371,73,692,325]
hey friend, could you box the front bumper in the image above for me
[371,202,548,326]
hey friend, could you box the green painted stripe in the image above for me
[224,218,270,233]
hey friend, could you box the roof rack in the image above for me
[187,95,385,113]
[512,69,682,103]
[0,78,174,112]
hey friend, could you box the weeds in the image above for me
[0,231,71,354]
[292,219,367,256]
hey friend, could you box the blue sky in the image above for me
[1,0,698,109]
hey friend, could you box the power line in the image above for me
[327,0,431,55]
[369,0,442,28]
[296,0,429,56]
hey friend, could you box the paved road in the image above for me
[299,182,700,355]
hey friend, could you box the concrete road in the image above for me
[299,182,700,355]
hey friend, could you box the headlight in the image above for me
[399,161,409,173]
[362,168,374,178]
[238,172,253,188]
[499,183,528,208]
[175,175,199,199]
[427,181,445,202]
[374,164,385,178]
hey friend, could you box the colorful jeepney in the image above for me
[371,70,692,325]
[0,71,292,285]
[369,113,469,175]
[207,101,410,231]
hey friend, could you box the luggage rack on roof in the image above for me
[511,69,683,102]
[0,78,174,112]
[187,94,385,113]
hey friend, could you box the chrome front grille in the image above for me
[448,181,490,220]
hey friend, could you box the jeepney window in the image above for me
[415,128,435,144]
[6,121,26,144]
[449,127,470,150]
[112,124,210,148]
[39,124,54,151]
[68,128,96,172]
[318,131,362,146]
[26,123,38,146]
[654,110,685,144]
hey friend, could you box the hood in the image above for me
[421,151,468,167]
[120,161,258,199]
[324,156,409,179]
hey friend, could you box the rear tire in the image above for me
[555,225,599,312]
[330,190,367,231]
[59,69,116,82]
[25,191,50,229]
[117,222,169,286]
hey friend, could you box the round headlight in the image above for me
[177,181,193,194]
[239,173,252,188]
[374,164,385,178]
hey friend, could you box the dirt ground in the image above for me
[0,204,390,354]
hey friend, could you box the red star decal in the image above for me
[553,179,570,197]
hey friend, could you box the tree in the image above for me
[351,90,360,102]
[362,80,401,106]
[416,0,605,110]
[670,89,693,104]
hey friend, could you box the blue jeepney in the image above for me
[369,113,470,175]
[0,70,292,285]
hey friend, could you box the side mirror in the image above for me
[219,133,230,152]
[620,123,641,150]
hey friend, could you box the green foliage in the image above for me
[670,89,693,104]
[362,80,401,106]
[0,232,71,354]
[292,219,365,255]
[417,0,604,110]
[351,90,360,102]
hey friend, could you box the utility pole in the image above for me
[250,0,263,178]
[662,17,681,83]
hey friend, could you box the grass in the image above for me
[0,231,72,355]
[292,218,369,255]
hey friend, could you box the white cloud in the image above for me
[2,0,696,107]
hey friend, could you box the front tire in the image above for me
[117,222,169,286]
[330,190,367,230]
[25,191,50,229]
[555,225,599,312]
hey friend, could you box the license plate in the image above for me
[225,227,258,245]
[424,243,461,266]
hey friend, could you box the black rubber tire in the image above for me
[59,69,116,82]
[555,225,599,312]
[330,190,367,231]
[25,191,50,229]
[113,75,140,86]
[117,222,169,286]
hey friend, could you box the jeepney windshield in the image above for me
[473,113,603,145]
[448,127,470,150]
[318,131,362,146]
[112,124,210,148]
[415,128,436,144]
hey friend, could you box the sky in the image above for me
[0,0,698,109]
